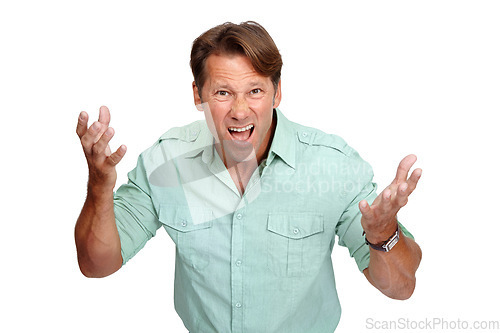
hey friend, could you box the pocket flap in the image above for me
[159,204,213,232]
[267,213,324,239]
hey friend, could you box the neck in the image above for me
[214,142,259,194]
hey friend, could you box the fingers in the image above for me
[392,168,422,209]
[81,121,103,155]
[363,185,409,223]
[98,105,111,127]
[393,166,422,201]
[394,154,417,184]
[93,107,111,144]
[391,154,422,202]
[81,122,126,167]
[359,200,374,220]
[395,183,409,207]
[360,188,396,222]
[79,106,112,155]
[76,111,89,138]
[85,106,111,145]
[108,145,127,166]
[361,156,422,242]
[406,168,422,193]
[92,127,115,157]
[381,188,393,212]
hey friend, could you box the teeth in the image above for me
[229,124,254,132]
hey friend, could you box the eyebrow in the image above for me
[212,81,265,90]
[213,83,231,89]
[248,80,265,87]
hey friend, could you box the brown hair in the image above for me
[190,21,282,95]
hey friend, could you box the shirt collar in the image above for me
[267,108,296,169]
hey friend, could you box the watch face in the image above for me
[384,232,400,251]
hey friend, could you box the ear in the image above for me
[192,81,203,111]
[273,80,282,109]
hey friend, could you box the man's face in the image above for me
[193,53,281,165]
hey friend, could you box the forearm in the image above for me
[364,235,422,300]
[75,183,123,278]
[75,107,127,277]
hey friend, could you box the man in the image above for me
[75,21,422,332]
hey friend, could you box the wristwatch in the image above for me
[364,225,400,252]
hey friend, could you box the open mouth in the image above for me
[228,124,254,141]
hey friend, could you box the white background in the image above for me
[1,1,499,332]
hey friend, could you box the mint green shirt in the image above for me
[114,109,412,332]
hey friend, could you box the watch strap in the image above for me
[364,225,400,252]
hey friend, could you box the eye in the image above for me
[217,90,229,96]
[250,88,262,94]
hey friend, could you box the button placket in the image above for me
[231,210,245,332]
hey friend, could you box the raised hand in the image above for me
[76,105,127,189]
[359,154,422,244]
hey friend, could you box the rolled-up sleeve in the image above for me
[336,180,378,272]
[114,154,161,265]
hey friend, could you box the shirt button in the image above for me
[293,228,299,234]
[181,221,187,227]
[235,260,242,267]
[235,302,242,308]
[236,213,243,220]
[302,132,308,137]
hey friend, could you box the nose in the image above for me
[230,94,250,120]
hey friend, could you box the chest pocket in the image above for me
[158,204,214,271]
[267,213,324,277]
